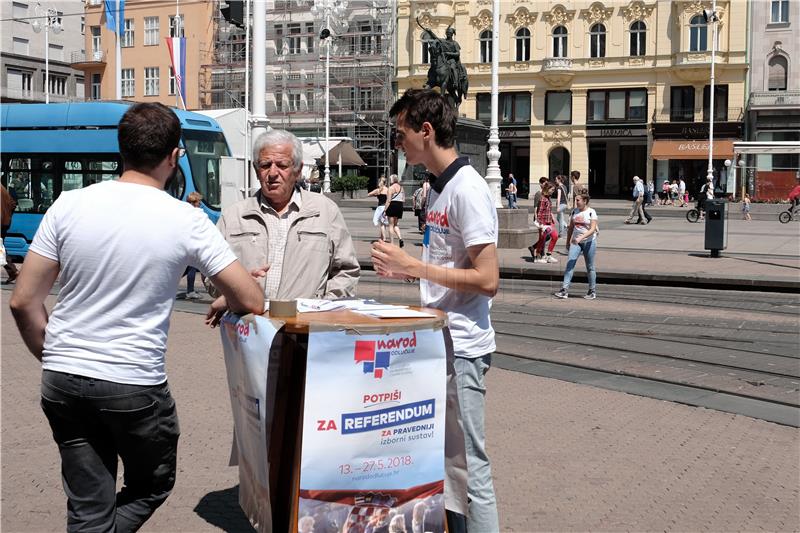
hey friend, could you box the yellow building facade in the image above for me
[396,0,748,198]
[72,0,213,109]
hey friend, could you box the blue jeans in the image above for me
[40,370,180,533]
[561,239,597,291]
[557,203,568,235]
[507,193,517,209]
[183,266,198,293]
[453,355,499,533]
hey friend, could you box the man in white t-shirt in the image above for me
[371,89,500,532]
[9,103,263,533]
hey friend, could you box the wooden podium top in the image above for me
[265,307,448,334]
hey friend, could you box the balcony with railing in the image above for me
[748,91,800,110]
[70,50,106,69]
[541,57,574,87]
[652,107,744,123]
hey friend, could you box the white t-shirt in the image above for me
[570,207,598,243]
[30,181,237,385]
[421,158,498,358]
[679,180,686,194]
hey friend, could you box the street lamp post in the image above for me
[31,5,62,104]
[311,0,348,194]
[704,0,720,183]
[485,0,503,207]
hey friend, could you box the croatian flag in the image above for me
[166,37,187,109]
[104,0,124,34]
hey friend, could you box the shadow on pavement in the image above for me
[194,485,256,533]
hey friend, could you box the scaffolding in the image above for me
[201,0,395,181]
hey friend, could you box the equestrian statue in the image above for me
[417,18,469,108]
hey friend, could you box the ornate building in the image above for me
[396,0,748,198]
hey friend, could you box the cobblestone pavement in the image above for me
[2,299,798,532]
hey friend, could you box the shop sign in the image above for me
[499,129,529,139]
[586,127,647,138]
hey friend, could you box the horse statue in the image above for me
[418,19,468,107]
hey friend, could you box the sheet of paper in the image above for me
[360,308,438,319]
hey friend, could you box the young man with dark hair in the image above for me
[372,89,500,532]
[9,102,263,533]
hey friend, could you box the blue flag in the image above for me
[104,0,125,34]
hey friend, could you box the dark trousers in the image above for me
[41,370,180,533]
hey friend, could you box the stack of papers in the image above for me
[267,298,437,319]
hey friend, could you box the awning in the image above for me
[651,140,735,160]
[324,141,367,166]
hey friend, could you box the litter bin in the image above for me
[704,199,726,257]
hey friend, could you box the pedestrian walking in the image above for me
[569,170,581,208]
[624,176,650,224]
[385,174,405,247]
[372,89,500,532]
[679,178,688,207]
[528,181,559,263]
[660,178,670,205]
[412,176,431,232]
[555,174,569,236]
[506,173,518,209]
[8,102,264,533]
[182,191,205,299]
[554,192,599,300]
[1,183,19,282]
[368,175,390,242]
[742,193,752,221]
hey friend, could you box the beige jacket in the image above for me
[216,189,359,299]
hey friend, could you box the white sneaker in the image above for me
[534,256,546,263]
[554,289,568,299]
[545,254,558,263]
[584,290,596,300]
[186,291,201,300]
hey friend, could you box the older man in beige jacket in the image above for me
[214,129,359,302]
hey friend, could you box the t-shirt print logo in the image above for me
[425,208,450,237]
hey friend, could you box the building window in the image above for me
[81,15,85,34]
[144,16,159,46]
[48,44,64,61]
[288,93,300,111]
[275,92,283,113]
[305,22,314,53]
[12,37,29,55]
[44,74,67,96]
[630,21,646,56]
[12,2,28,21]
[7,69,33,96]
[275,24,283,55]
[91,73,101,99]
[689,15,707,52]
[169,15,184,38]
[359,87,373,110]
[422,40,430,64]
[287,23,301,54]
[358,20,372,55]
[546,91,572,124]
[670,86,695,122]
[477,92,531,124]
[586,89,647,122]
[306,89,315,111]
[771,0,789,22]
[121,68,135,97]
[121,19,134,47]
[703,84,728,121]
[479,30,492,63]
[169,67,176,95]
[590,23,606,58]
[76,77,85,99]
[768,56,788,91]
[515,28,530,61]
[144,67,159,96]
[91,26,101,56]
[552,26,568,58]
[374,22,383,54]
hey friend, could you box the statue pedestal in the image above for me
[455,117,488,178]
[497,208,535,249]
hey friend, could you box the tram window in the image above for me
[183,130,229,210]
[8,157,33,212]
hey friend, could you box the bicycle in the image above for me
[778,204,800,223]
[686,206,703,223]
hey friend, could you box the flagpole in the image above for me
[115,0,121,99]
[176,0,184,109]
